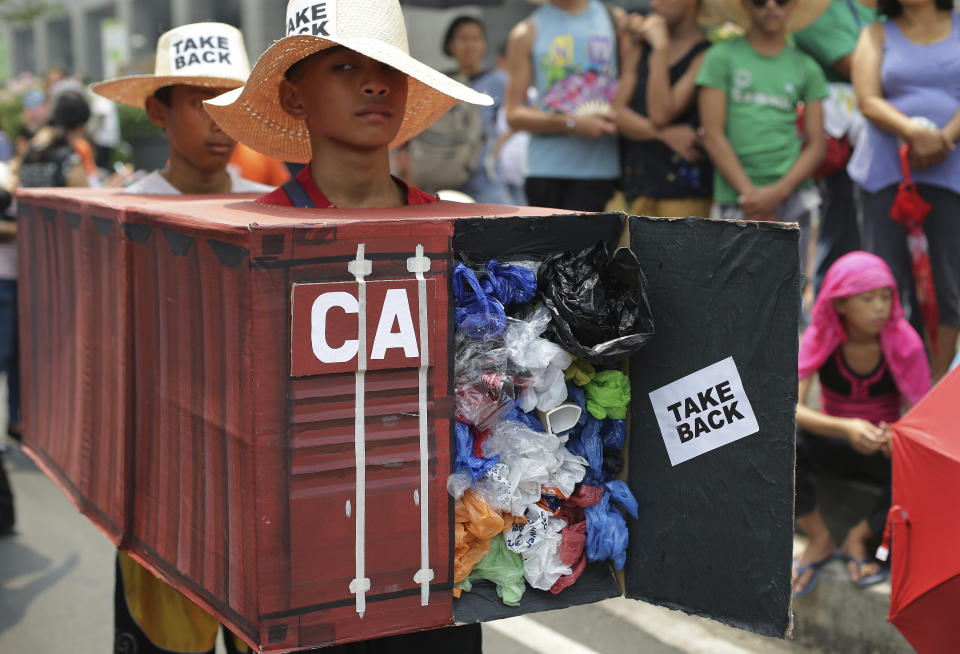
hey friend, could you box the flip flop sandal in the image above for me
[842,554,887,586]
[792,553,835,598]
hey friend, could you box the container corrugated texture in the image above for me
[16,191,132,546]
[119,203,461,649]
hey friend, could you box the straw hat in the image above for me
[203,0,493,164]
[698,0,831,32]
[91,23,250,109]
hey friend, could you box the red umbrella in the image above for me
[878,366,960,652]
[890,144,938,352]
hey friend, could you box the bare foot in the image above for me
[793,532,837,596]
[841,523,882,583]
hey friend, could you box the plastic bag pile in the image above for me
[449,246,652,606]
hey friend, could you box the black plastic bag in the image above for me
[537,242,654,366]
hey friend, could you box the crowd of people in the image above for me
[0,0,957,651]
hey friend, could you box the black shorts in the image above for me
[525,177,618,213]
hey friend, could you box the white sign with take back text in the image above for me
[648,357,759,466]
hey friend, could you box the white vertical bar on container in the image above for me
[347,244,372,617]
[407,244,434,605]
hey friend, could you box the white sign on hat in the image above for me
[165,23,246,78]
[90,22,251,110]
[286,0,338,38]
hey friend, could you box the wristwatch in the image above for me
[565,116,576,132]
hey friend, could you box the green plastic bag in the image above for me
[456,535,526,606]
[585,369,630,420]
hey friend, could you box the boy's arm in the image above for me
[853,23,951,168]
[505,20,616,139]
[699,86,755,199]
[644,17,707,127]
[796,375,888,454]
[612,34,660,141]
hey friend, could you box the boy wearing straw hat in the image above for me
[92,22,271,196]
[696,0,828,264]
[92,23,271,654]
[203,1,488,650]
[204,0,492,210]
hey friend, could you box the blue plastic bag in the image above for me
[454,421,499,483]
[584,480,639,570]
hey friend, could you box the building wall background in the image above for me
[0,0,547,83]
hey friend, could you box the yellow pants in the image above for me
[628,196,712,219]
[117,551,250,653]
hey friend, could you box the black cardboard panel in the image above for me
[625,216,800,637]
[453,213,623,265]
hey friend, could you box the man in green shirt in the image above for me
[697,0,829,274]
[793,0,877,291]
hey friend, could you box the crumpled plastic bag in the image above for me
[555,484,604,534]
[585,370,631,420]
[518,365,568,414]
[538,242,654,366]
[454,263,507,339]
[455,489,506,583]
[564,358,596,386]
[480,421,585,515]
[481,260,537,306]
[503,308,572,413]
[503,403,545,432]
[454,421,499,484]
[600,419,626,450]
[457,534,526,606]
[566,382,628,485]
[505,504,571,590]
[585,480,640,570]
[454,342,519,434]
[544,445,588,499]
[550,521,588,594]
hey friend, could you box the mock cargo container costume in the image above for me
[19,1,805,652]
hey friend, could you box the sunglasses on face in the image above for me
[751,0,791,7]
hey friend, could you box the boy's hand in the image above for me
[658,125,701,162]
[638,14,669,51]
[738,185,785,221]
[844,418,888,455]
[572,113,618,139]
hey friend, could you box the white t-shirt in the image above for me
[123,169,273,195]
[88,94,121,149]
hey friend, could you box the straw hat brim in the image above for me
[90,75,247,110]
[204,34,493,164]
[698,0,831,32]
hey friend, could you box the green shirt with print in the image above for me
[793,0,877,82]
[695,37,828,205]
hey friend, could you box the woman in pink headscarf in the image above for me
[792,251,929,598]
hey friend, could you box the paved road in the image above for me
[0,442,815,654]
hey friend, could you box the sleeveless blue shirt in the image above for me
[527,1,620,180]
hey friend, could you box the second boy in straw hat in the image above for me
[205,0,492,210]
[92,22,271,196]
[92,22,272,654]
[696,0,829,275]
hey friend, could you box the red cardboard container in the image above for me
[16,188,800,651]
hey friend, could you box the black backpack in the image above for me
[19,133,79,188]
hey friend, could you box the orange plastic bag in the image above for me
[454,489,504,583]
